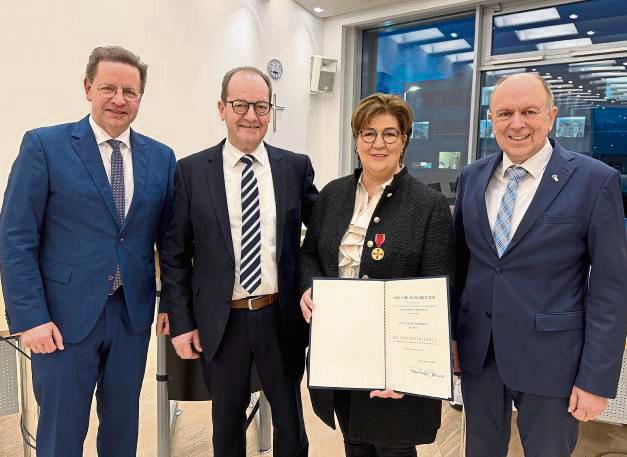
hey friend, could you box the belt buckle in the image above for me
[247,297,257,311]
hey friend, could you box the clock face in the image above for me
[267,59,283,80]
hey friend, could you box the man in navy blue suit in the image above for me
[453,73,627,456]
[0,46,175,456]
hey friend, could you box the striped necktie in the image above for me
[239,155,261,294]
[492,165,527,258]
[108,139,125,292]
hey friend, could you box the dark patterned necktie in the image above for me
[492,165,527,257]
[108,139,125,292]
[239,155,261,294]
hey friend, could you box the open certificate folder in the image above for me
[308,277,453,400]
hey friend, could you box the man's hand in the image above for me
[300,288,314,323]
[171,329,203,360]
[568,385,608,422]
[156,313,170,336]
[370,389,404,399]
[21,322,64,354]
[451,339,461,376]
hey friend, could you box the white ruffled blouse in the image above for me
[338,173,394,279]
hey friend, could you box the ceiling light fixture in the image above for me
[568,65,626,73]
[390,28,444,44]
[420,38,471,54]
[313,6,324,13]
[536,38,592,50]
[446,51,474,63]
[580,72,627,79]
[515,23,578,41]
[494,7,561,27]
[570,60,616,66]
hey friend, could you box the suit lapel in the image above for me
[123,129,148,226]
[329,170,361,278]
[267,144,287,264]
[205,142,235,262]
[475,153,502,255]
[71,116,120,228]
[505,142,576,254]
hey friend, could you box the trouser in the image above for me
[31,289,150,457]
[205,303,308,457]
[461,339,579,457]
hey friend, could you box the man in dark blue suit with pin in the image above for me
[0,46,175,456]
[452,72,627,456]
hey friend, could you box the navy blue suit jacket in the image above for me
[0,116,176,342]
[452,139,627,399]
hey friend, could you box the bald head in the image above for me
[487,72,559,164]
[489,73,554,112]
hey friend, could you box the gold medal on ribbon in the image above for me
[371,247,384,260]
[371,233,385,260]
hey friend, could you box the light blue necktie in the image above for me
[492,165,527,258]
[108,139,125,292]
[239,155,261,294]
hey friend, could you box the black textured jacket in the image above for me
[298,167,455,446]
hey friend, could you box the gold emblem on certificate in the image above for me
[372,233,385,260]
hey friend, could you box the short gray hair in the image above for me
[489,72,554,110]
[221,66,272,102]
[85,46,148,93]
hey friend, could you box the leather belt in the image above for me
[230,293,279,311]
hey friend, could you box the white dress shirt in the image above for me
[338,173,395,279]
[89,115,134,217]
[223,140,278,299]
[485,139,553,236]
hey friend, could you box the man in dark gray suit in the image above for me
[161,66,317,457]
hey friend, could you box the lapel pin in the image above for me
[551,174,559,182]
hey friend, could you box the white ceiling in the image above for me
[292,0,411,18]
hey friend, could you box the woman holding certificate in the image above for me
[299,93,455,456]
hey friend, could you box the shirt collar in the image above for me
[88,115,131,149]
[357,168,399,194]
[501,139,553,179]
[223,138,268,168]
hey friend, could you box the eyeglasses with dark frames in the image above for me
[97,84,142,102]
[226,100,272,116]
[359,128,401,144]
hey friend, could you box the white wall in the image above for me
[0,0,324,329]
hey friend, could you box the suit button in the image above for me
[367,241,373,248]
[107,275,114,281]
[230,262,234,268]
[362,274,369,279]
[485,311,492,318]
[373,216,380,223]
[119,237,125,243]
[386,193,392,198]
[495,267,502,274]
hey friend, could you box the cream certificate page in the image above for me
[308,279,386,389]
[385,277,452,399]
[308,277,452,399]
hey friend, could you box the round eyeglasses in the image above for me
[226,100,272,116]
[97,84,142,102]
[359,128,401,144]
